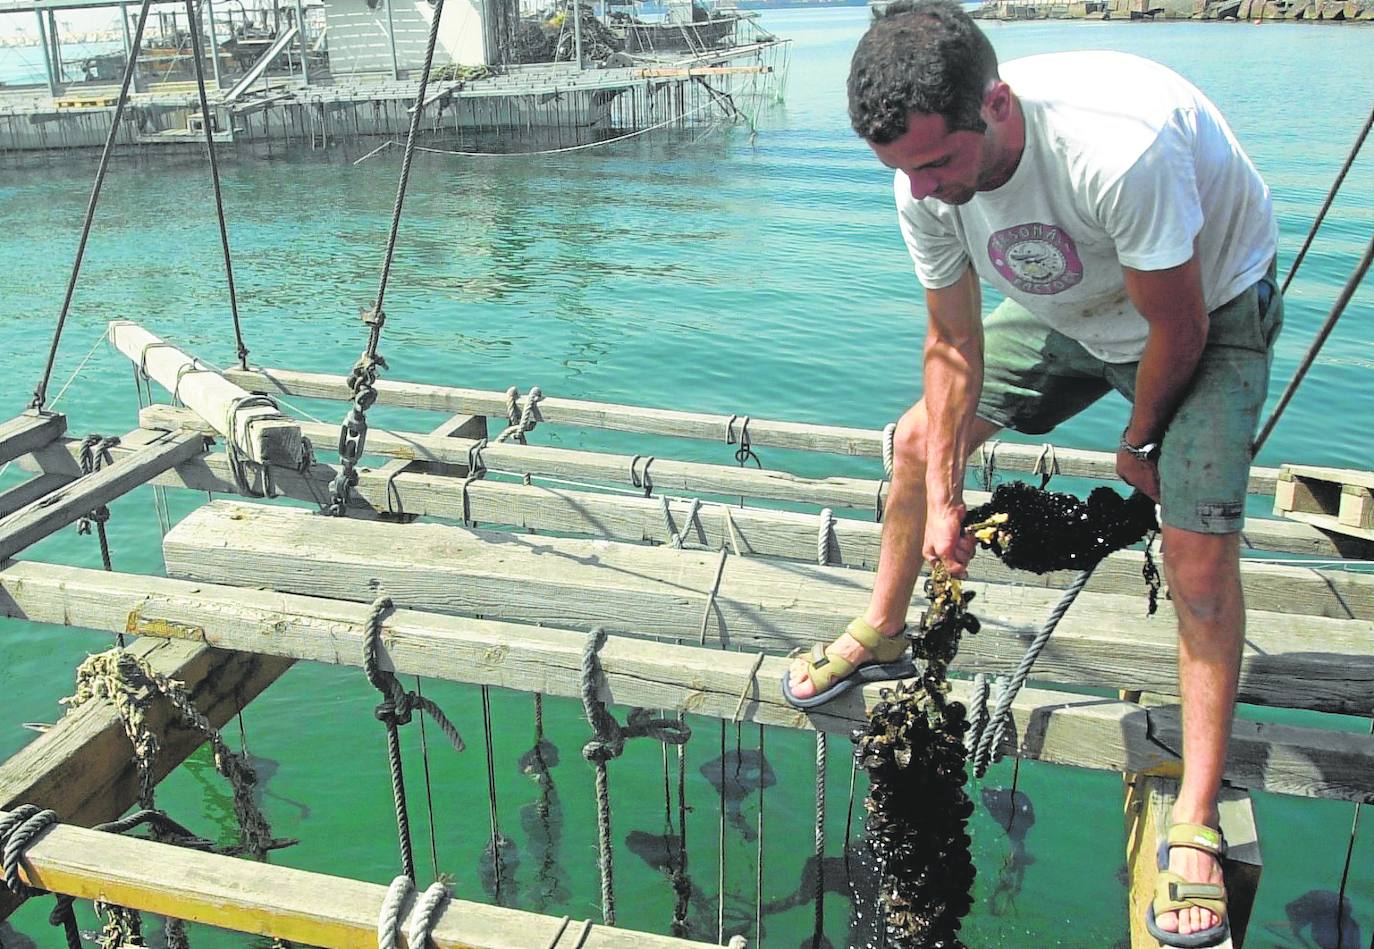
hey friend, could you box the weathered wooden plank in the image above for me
[137,403,1366,561]
[4,560,1373,802]
[224,366,1285,495]
[0,411,66,468]
[158,502,1374,715]
[3,812,718,949]
[0,429,207,562]
[24,432,1374,613]
[140,403,890,512]
[0,635,292,921]
[1124,775,1260,948]
[108,321,303,467]
[0,472,70,520]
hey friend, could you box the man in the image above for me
[781,3,1281,945]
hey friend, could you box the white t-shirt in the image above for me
[896,50,1277,363]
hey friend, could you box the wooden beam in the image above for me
[0,429,206,562]
[224,366,1285,496]
[23,433,1374,614]
[371,411,487,521]
[1125,775,1261,948]
[0,411,66,468]
[636,65,772,76]
[140,403,890,513]
[156,501,1374,716]
[1,811,718,949]
[108,321,303,467]
[0,472,69,520]
[0,635,292,920]
[3,560,1372,802]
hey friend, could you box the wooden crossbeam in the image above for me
[2,560,1372,803]
[137,403,1370,562]
[0,411,66,468]
[0,472,69,520]
[0,428,206,563]
[22,433,1374,614]
[140,403,890,512]
[156,501,1374,716]
[223,366,1285,496]
[108,321,303,467]
[0,810,717,949]
[0,635,292,920]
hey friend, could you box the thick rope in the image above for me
[811,732,827,949]
[362,597,465,881]
[1283,99,1374,294]
[29,0,155,411]
[494,385,543,443]
[963,673,990,756]
[969,568,1096,777]
[377,875,414,949]
[817,507,834,566]
[579,626,691,924]
[881,422,896,480]
[405,881,452,946]
[664,496,703,548]
[1,806,57,898]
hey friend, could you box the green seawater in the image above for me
[2,9,1373,946]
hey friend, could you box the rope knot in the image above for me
[1,805,59,899]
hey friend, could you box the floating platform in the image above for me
[0,320,1371,947]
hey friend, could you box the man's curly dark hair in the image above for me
[847,0,1000,145]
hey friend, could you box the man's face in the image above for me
[868,111,992,206]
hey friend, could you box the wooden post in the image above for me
[0,429,206,563]
[1,810,719,948]
[0,411,66,468]
[107,321,302,467]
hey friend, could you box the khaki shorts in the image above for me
[975,268,1282,534]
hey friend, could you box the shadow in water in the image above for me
[980,784,1036,916]
[697,744,777,842]
[516,737,568,912]
[1259,889,1364,949]
[0,923,40,948]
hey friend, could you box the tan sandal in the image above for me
[780,616,914,710]
[1145,821,1229,948]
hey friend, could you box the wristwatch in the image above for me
[1119,429,1161,463]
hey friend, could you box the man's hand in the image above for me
[923,502,975,577]
[1117,449,1161,502]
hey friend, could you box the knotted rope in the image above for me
[76,433,120,572]
[495,385,543,443]
[725,414,761,468]
[579,626,691,924]
[377,875,450,949]
[362,597,466,882]
[663,495,703,548]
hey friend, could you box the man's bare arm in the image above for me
[1120,254,1210,500]
[921,265,984,572]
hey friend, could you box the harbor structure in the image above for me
[968,0,1374,18]
[0,0,787,152]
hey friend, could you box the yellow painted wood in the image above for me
[2,812,720,948]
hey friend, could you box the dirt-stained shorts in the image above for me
[974,268,1283,534]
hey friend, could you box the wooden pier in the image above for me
[0,319,1371,946]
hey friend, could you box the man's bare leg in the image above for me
[788,403,1002,699]
[1153,527,1244,938]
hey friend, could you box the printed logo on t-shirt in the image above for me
[987,223,1083,295]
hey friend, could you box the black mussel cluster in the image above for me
[854,567,978,948]
[964,481,1158,574]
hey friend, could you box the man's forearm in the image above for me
[1126,315,1207,445]
[922,333,983,510]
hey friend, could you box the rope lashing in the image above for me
[29,0,157,412]
[460,438,489,527]
[361,597,466,882]
[881,422,896,479]
[630,454,656,497]
[663,496,703,548]
[494,385,543,443]
[698,546,730,646]
[76,433,120,571]
[731,653,767,724]
[377,875,413,949]
[725,414,762,468]
[171,357,215,407]
[1,805,58,899]
[817,507,835,566]
[1033,442,1059,489]
[579,626,691,925]
[224,393,292,499]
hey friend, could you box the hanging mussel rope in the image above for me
[855,481,1159,947]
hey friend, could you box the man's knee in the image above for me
[1162,527,1241,624]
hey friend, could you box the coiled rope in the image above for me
[361,596,466,881]
[579,626,691,925]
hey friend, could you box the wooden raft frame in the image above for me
[0,321,1370,948]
